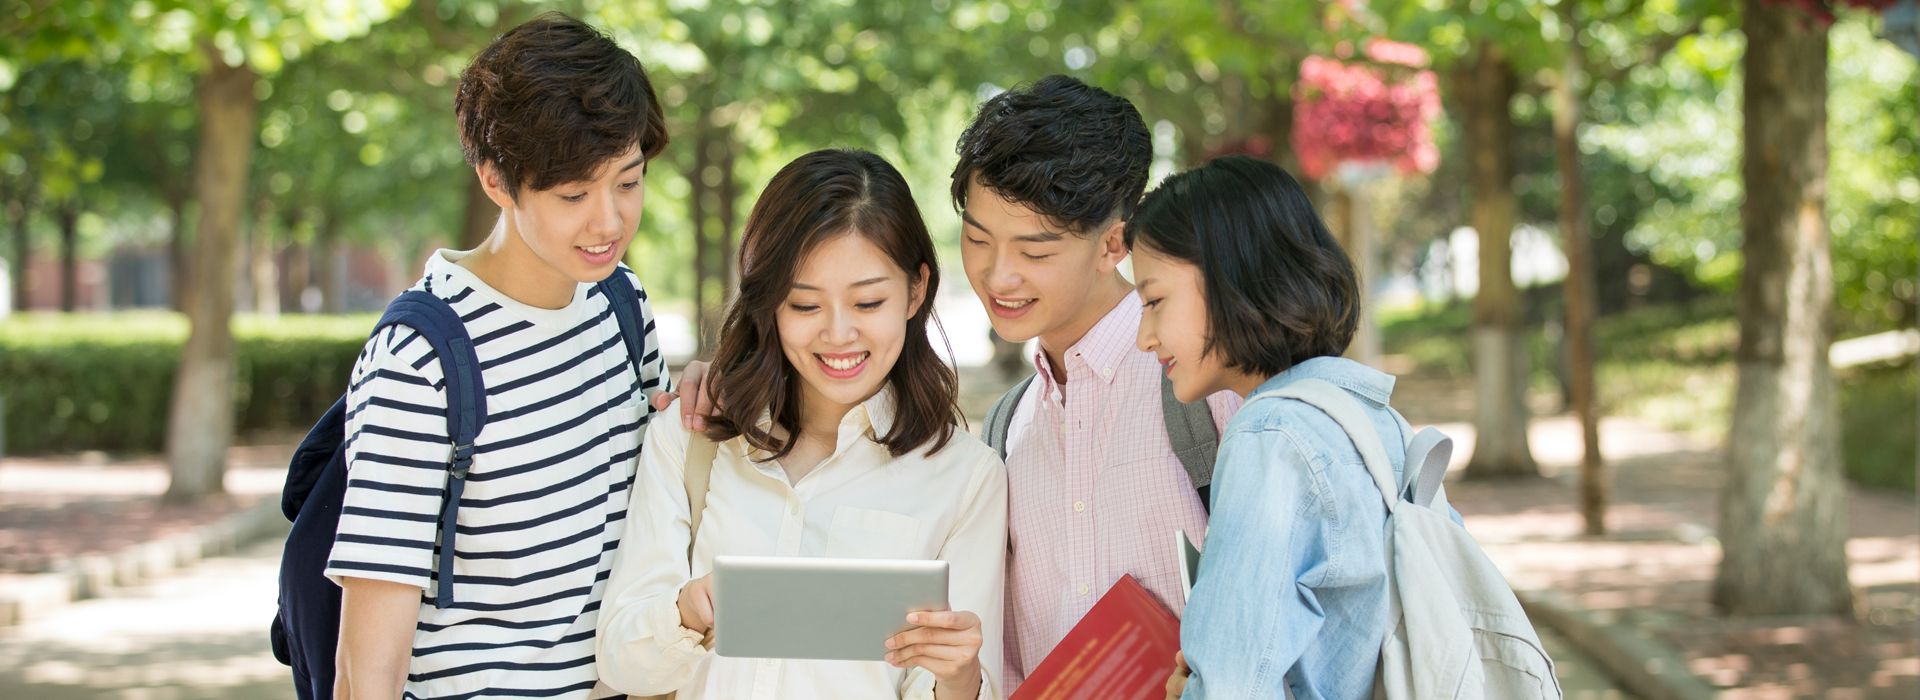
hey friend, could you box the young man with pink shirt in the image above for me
[950,75,1243,692]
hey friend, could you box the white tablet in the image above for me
[711,555,950,661]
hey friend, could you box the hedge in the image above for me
[0,312,378,455]
[1839,359,1917,492]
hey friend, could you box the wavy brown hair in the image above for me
[704,149,960,461]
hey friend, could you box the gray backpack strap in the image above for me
[1254,379,1403,513]
[1160,374,1219,493]
[984,374,1037,460]
[1402,427,1453,507]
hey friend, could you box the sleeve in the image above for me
[596,400,712,695]
[1177,428,1331,700]
[628,269,672,417]
[902,450,1009,700]
[324,326,451,592]
[1204,390,1244,439]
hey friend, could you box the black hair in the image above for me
[456,12,669,199]
[950,74,1152,234]
[1126,155,1359,376]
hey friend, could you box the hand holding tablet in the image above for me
[709,555,952,661]
[885,609,986,689]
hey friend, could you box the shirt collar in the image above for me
[1028,290,1143,387]
[750,383,898,441]
[1255,356,1396,406]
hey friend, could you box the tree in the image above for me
[1554,3,1606,535]
[7,0,406,502]
[1374,0,1560,478]
[1713,0,1857,616]
[1456,38,1540,477]
[164,44,257,500]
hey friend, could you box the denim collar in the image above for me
[1252,356,1396,407]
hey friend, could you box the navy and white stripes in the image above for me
[326,251,667,700]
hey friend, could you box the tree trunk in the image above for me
[250,197,278,318]
[165,49,257,505]
[1713,0,1852,616]
[458,173,496,250]
[690,125,713,357]
[6,196,25,313]
[284,238,310,314]
[316,211,342,313]
[1460,42,1537,478]
[1328,184,1380,367]
[1556,3,1607,535]
[57,205,79,312]
[717,133,738,306]
[166,195,191,312]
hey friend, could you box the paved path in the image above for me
[0,530,1628,700]
[0,538,293,700]
[0,368,1640,699]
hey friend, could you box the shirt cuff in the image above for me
[643,591,710,685]
[900,667,996,700]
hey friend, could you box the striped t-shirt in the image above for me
[325,250,669,700]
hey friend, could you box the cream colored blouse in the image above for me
[596,390,1008,700]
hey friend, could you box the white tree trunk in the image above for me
[164,47,256,504]
[1714,0,1852,615]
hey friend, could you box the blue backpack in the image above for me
[270,272,650,700]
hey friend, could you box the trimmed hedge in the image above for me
[0,312,378,455]
[1839,359,1917,492]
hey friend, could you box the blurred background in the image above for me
[0,0,1914,698]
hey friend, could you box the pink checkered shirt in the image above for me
[1000,291,1243,692]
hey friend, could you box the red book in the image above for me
[1008,574,1181,700]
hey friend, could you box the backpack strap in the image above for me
[682,431,720,654]
[372,290,488,610]
[683,434,717,563]
[595,270,651,381]
[1160,375,1219,501]
[983,374,1036,460]
[1403,426,1453,508]
[1252,378,1402,513]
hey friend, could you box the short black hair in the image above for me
[950,75,1151,234]
[456,12,669,199]
[1126,156,1359,376]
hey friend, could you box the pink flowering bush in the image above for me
[1291,50,1441,181]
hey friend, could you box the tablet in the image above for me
[711,555,949,661]
[1176,529,1202,603]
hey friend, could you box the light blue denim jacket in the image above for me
[1181,356,1460,700]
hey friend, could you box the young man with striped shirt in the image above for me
[324,14,705,699]
[949,76,1245,693]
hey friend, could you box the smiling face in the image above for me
[1133,244,1256,402]
[958,178,1130,348]
[778,232,929,416]
[482,144,648,287]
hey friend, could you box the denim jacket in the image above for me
[1180,357,1460,700]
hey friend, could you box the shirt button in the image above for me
[1101,367,1112,377]
[1078,583,1090,596]
[1073,500,1085,513]
[1059,423,1067,435]
[789,502,800,515]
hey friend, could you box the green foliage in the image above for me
[1839,360,1917,492]
[1827,15,1919,336]
[1385,299,1915,491]
[0,312,376,454]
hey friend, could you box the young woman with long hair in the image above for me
[597,149,1007,700]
